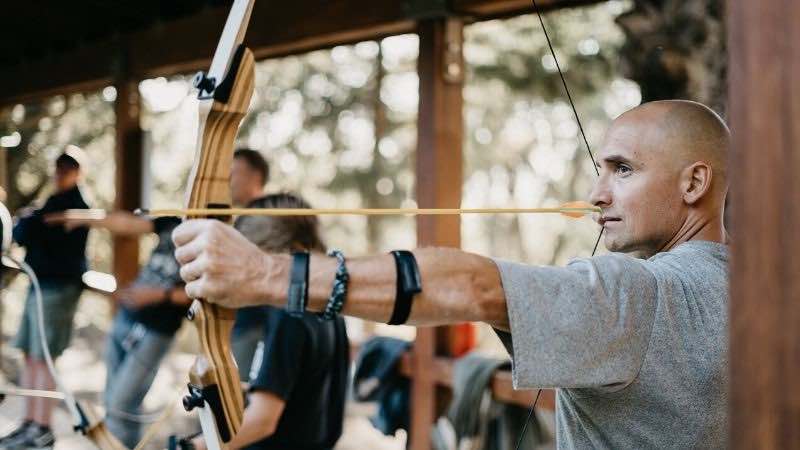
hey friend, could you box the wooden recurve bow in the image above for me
[177,1,256,449]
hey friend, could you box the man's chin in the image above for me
[603,230,624,252]
[605,241,626,254]
[605,237,657,259]
[604,233,637,254]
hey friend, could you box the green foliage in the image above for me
[1,93,115,211]
[235,37,420,254]
[462,1,639,264]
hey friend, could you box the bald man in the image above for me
[171,100,730,449]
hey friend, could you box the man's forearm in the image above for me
[173,221,511,329]
[264,248,510,328]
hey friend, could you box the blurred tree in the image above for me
[140,36,420,256]
[617,0,727,114]
[235,37,420,254]
[0,93,115,213]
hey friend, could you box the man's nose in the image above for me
[589,177,611,207]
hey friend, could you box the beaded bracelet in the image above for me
[320,249,349,320]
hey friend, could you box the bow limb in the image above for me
[79,404,128,450]
[9,255,127,450]
[1,201,125,450]
[179,0,255,447]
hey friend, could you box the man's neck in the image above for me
[661,212,727,253]
[238,189,265,207]
[56,184,77,194]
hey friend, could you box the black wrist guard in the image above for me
[387,250,422,325]
[286,252,310,318]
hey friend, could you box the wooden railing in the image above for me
[398,351,555,410]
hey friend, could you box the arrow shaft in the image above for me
[137,206,600,217]
[0,386,66,400]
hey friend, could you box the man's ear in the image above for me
[681,162,713,205]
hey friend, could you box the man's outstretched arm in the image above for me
[172,219,510,329]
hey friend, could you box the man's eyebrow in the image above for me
[597,154,636,167]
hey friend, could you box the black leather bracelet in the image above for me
[178,438,195,450]
[387,250,422,325]
[320,249,348,320]
[286,252,310,318]
[167,433,199,450]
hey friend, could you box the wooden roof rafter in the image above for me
[0,0,601,106]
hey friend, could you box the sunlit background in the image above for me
[0,2,640,448]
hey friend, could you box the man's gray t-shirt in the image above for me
[494,241,728,449]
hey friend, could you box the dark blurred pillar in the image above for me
[728,0,800,448]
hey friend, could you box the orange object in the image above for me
[449,323,477,357]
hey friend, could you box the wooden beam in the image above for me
[411,16,465,450]
[415,21,464,246]
[0,0,591,106]
[129,0,415,79]
[728,0,800,448]
[0,41,116,106]
[112,79,142,287]
[452,0,603,20]
[0,1,414,105]
[398,352,556,410]
[0,150,5,361]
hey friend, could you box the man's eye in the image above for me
[615,165,632,175]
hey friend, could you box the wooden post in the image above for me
[113,80,142,287]
[0,149,7,191]
[0,148,6,360]
[728,1,800,448]
[411,17,464,450]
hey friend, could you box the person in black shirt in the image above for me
[1,148,90,448]
[44,210,190,448]
[187,193,349,450]
[229,148,271,379]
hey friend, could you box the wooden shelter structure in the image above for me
[0,0,797,448]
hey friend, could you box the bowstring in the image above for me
[514,1,605,448]
[533,0,599,177]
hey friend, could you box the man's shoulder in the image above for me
[647,241,728,271]
[652,240,728,260]
[637,241,728,293]
[44,186,90,210]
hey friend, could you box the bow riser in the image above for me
[188,48,256,211]
[184,45,255,443]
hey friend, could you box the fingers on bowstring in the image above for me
[171,219,216,247]
[173,233,209,266]
[185,276,218,302]
[179,253,209,285]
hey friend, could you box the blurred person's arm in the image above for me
[115,284,191,309]
[167,284,192,306]
[12,214,35,246]
[44,210,154,235]
[12,204,42,246]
